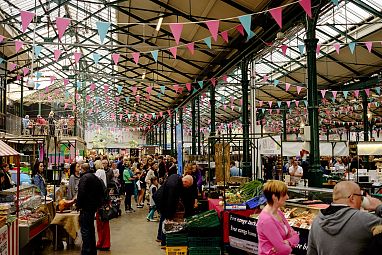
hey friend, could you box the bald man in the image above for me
[307,181,382,255]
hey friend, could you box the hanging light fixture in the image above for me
[156,15,163,31]
[142,72,146,80]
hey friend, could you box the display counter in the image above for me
[19,214,50,248]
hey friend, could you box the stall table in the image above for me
[50,211,80,250]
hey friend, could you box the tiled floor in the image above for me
[40,204,164,255]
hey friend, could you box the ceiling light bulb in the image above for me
[142,72,146,80]
[156,17,163,31]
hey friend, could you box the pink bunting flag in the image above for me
[64,103,68,109]
[16,75,21,81]
[132,52,140,65]
[20,11,35,33]
[277,109,280,114]
[22,67,29,76]
[86,95,90,102]
[159,111,163,117]
[295,100,300,107]
[259,101,263,107]
[205,20,220,42]
[8,63,16,71]
[119,114,123,120]
[0,35,3,43]
[112,53,120,65]
[320,90,327,98]
[354,90,359,98]
[178,87,183,94]
[220,31,229,43]
[285,83,291,91]
[224,104,227,110]
[56,17,71,40]
[210,78,217,87]
[169,47,177,59]
[135,95,140,103]
[131,86,137,95]
[73,52,81,64]
[296,86,302,94]
[63,78,69,86]
[269,7,283,28]
[15,40,23,53]
[333,43,340,54]
[173,84,179,93]
[146,86,153,95]
[90,83,95,91]
[186,83,192,92]
[53,49,62,62]
[268,101,273,107]
[115,96,120,103]
[185,42,195,55]
[76,93,80,100]
[50,76,56,84]
[316,44,321,55]
[104,84,109,93]
[332,91,337,99]
[286,101,291,108]
[169,23,183,45]
[364,42,372,52]
[105,96,110,106]
[236,24,244,36]
[72,105,76,111]
[222,75,228,82]
[365,88,370,97]
[167,110,171,116]
[280,45,288,56]
[262,75,268,82]
[299,0,312,18]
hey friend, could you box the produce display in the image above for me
[225,180,263,204]
[250,206,318,230]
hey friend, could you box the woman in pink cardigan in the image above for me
[257,180,299,255]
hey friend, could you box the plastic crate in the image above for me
[188,236,221,247]
[186,210,220,228]
[246,195,267,209]
[166,246,188,255]
[188,226,221,237]
[189,247,221,255]
[166,233,188,246]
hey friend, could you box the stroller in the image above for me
[108,181,122,217]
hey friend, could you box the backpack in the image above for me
[152,184,165,212]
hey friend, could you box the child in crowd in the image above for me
[147,177,159,222]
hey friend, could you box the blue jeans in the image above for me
[147,205,156,220]
[79,210,96,255]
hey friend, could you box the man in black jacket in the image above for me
[76,163,104,255]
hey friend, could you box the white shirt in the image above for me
[95,169,107,186]
[289,165,303,184]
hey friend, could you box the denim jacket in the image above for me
[33,174,47,196]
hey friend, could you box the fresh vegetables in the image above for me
[239,180,263,201]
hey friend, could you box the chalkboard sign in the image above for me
[228,213,310,255]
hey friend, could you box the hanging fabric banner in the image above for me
[169,23,183,45]
[269,7,283,29]
[186,42,195,55]
[15,40,23,53]
[112,53,120,65]
[203,37,212,49]
[96,21,110,44]
[56,17,71,40]
[54,49,62,61]
[34,45,42,57]
[299,0,312,18]
[169,47,177,59]
[132,52,140,65]
[205,20,220,41]
[348,42,356,54]
[151,50,158,62]
[20,10,35,33]
[220,31,229,43]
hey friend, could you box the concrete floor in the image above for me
[41,205,165,255]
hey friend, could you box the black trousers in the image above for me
[79,210,96,255]
[124,183,134,210]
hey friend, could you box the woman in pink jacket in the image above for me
[257,180,299,255]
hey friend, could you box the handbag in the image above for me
[98,203,118,222]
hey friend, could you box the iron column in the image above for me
[362,91,369,141]
[191,98,197,155]
[197,96,201,154]
[241,59,250,178]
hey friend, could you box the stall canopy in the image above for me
[357,142,382,156]
[0,141,20,156]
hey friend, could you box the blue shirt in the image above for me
[33,174,47,196]
[230,166,241,176]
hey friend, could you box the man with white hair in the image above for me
[308,181,382,255]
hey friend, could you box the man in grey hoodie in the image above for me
[307,181,382,255]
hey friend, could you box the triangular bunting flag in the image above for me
[198,81,203,89]
[0,58,3,65]
[299,0,312,18]
[93,53,100,64]
[320,90,327,98]
[146,86,153,95]
[56,17,71,40]
[50,76,56,84]
[285,83,291,91]
[34,45,42,58]
[375,87,381,95]
[63,78,69,86]
[297,86,302,94]
[205,20,220,42]
[186,83,192,91]
[160,85,165,94]
[15,40,23,53]
[333,43,340,54]
[273,80,279,86]
[169,47,177,59]
[365,88,370,97]
[117,85,123,94]
[132,52,140,65]
[354,90,359,98]
[22,67,29,76]
[211,78,217,87]
[96,21,110,44]
[277,101,282,108]
[204,37,212,49]
[280,45,288,56]
[298,45,305,55]
[131,86,137,95]
[125,96,130,103]
[90,83,96,91]
[169,23,183,45]
[220,31,229,43]
[331,0,339,5]
[151,50,158,62]
[20,11,35,33]
[332,91,337,99]
[348,42,356,54]
[343,91,349,99]
[238,14,252,36]
[112,53,120,65]
[35,71,42,80]
[186,42,195,55]
[269,7,283,29]
[316,44,321,55]
[236,24,244,36]
[104,84,109,93]
[54,49,62,61]
[364,42,372,52]
[304,100,308,107]
[74,52,81,64]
